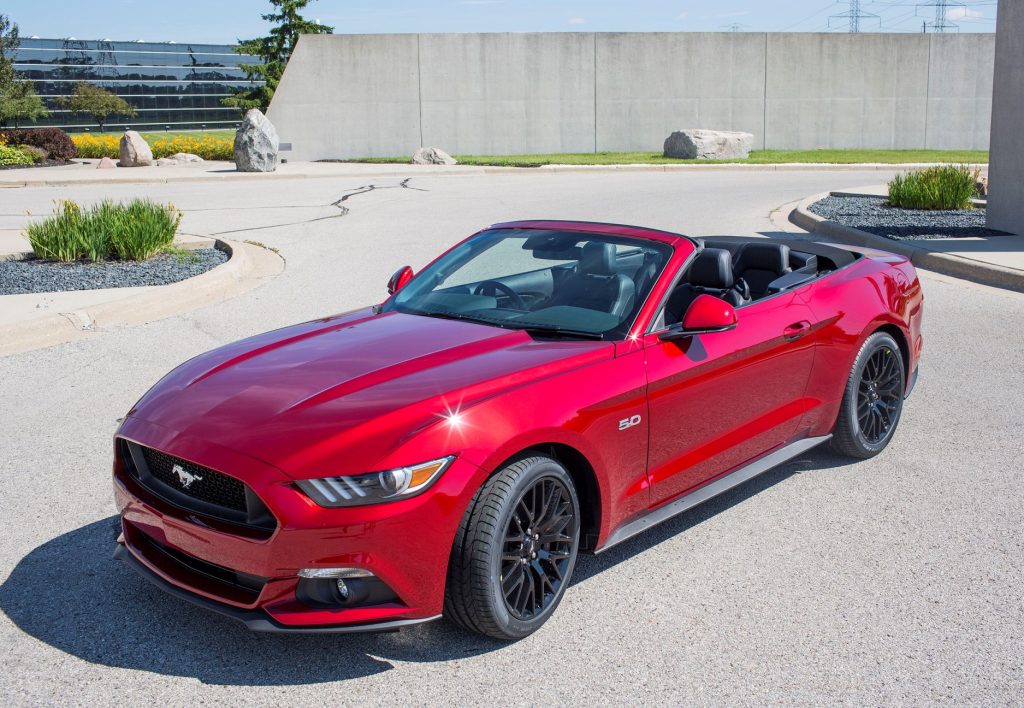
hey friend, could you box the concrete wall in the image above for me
[269,32,995,161]
[988,0,1023,236]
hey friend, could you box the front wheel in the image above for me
[831,332,906,459]
[445,456,581,640]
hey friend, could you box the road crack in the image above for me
[208,178,426,236]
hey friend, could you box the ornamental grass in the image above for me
[887,165,979,210]
[26,199,182,262]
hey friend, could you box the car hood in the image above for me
[127,309,611,477]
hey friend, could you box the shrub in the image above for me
[0,143,33,166]
[25,199,181,262]
[71,133,234,161]
[887,165,978,210]
[17,145,47,163]
[0,127,77,162]
[70,133,119,159]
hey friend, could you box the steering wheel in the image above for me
[474,280,527,310]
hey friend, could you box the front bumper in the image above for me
[112,416,483,632]
[112,543,440,633]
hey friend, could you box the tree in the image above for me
[223,0,332,114]
[0,81,48,127]
[0,14,47,128]
[0,14,18,92]
[58,82,136,132]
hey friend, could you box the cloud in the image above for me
[678,11,689,20]
[717,10,751,18]
[461,0,502,4]
[946,7,983,20]
[567,17,586,25]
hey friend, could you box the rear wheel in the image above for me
[445,456,580,640]
[831,332,906,458]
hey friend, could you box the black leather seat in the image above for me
[734,242,792,298]
[665,248,744,323]
[549,242,635,318]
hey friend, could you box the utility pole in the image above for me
[918,0,962,32]
[828,0,881,32]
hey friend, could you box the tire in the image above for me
[831,332,906,459]
[445,455,581,640]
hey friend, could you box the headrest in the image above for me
[688,248,734,289]
[580,241,616,275]
[736,242,791,274]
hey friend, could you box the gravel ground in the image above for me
[0,248,228,295]
[809,195,1009,240]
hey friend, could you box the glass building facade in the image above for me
[12,38,264,131]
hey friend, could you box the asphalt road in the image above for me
[1,169,1022,705]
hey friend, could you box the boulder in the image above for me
[118,130,153,166]
[663,129,754,160]
[234,109,279,172]
[96,156,117,169]
[154,152,204,167]
[412,147,457,165]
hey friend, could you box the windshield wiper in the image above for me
[404,308,604,340]
[405,308,479,323]
[517,325,605,341]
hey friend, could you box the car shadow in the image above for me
[0,448,849,686]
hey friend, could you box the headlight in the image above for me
[295,456,455,508]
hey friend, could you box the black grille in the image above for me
[119,440,276,534]
[140,446,247,512]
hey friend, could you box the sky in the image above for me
[3,0,999,45]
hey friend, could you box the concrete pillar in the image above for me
[988,0,1024,235]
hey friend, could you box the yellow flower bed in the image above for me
[72,133,234,161]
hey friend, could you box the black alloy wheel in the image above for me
[857,346,903,444]
[445,455,581,640]
[831,331,906,459]
[500,477,576,620]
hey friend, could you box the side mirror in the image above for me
[659,294,738,342]
[387,265,414,295]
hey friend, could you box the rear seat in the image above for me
[734,242,792,299]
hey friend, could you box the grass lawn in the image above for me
[138,129,235,142]
[351,149,989,167]
[69,129,235,142]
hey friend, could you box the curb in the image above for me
[0,239,285,357]
[0,161,989,188]
[791,192,1024,293]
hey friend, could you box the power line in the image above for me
[829,0,882,32]
[778,2,841,32]
[918,0,964,32]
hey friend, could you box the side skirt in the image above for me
[595,434,832,553]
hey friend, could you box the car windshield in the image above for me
[383,228,674,339]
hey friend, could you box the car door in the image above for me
[643,291,817,507]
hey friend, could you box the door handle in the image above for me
[783,321,812,341]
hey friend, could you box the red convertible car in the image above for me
[112,220,923,640]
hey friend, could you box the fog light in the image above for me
[298,567,374,579]
[336,579,351,600]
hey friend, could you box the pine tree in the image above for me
[223,0,333,114]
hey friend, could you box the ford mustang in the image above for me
[112,220,923,640]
